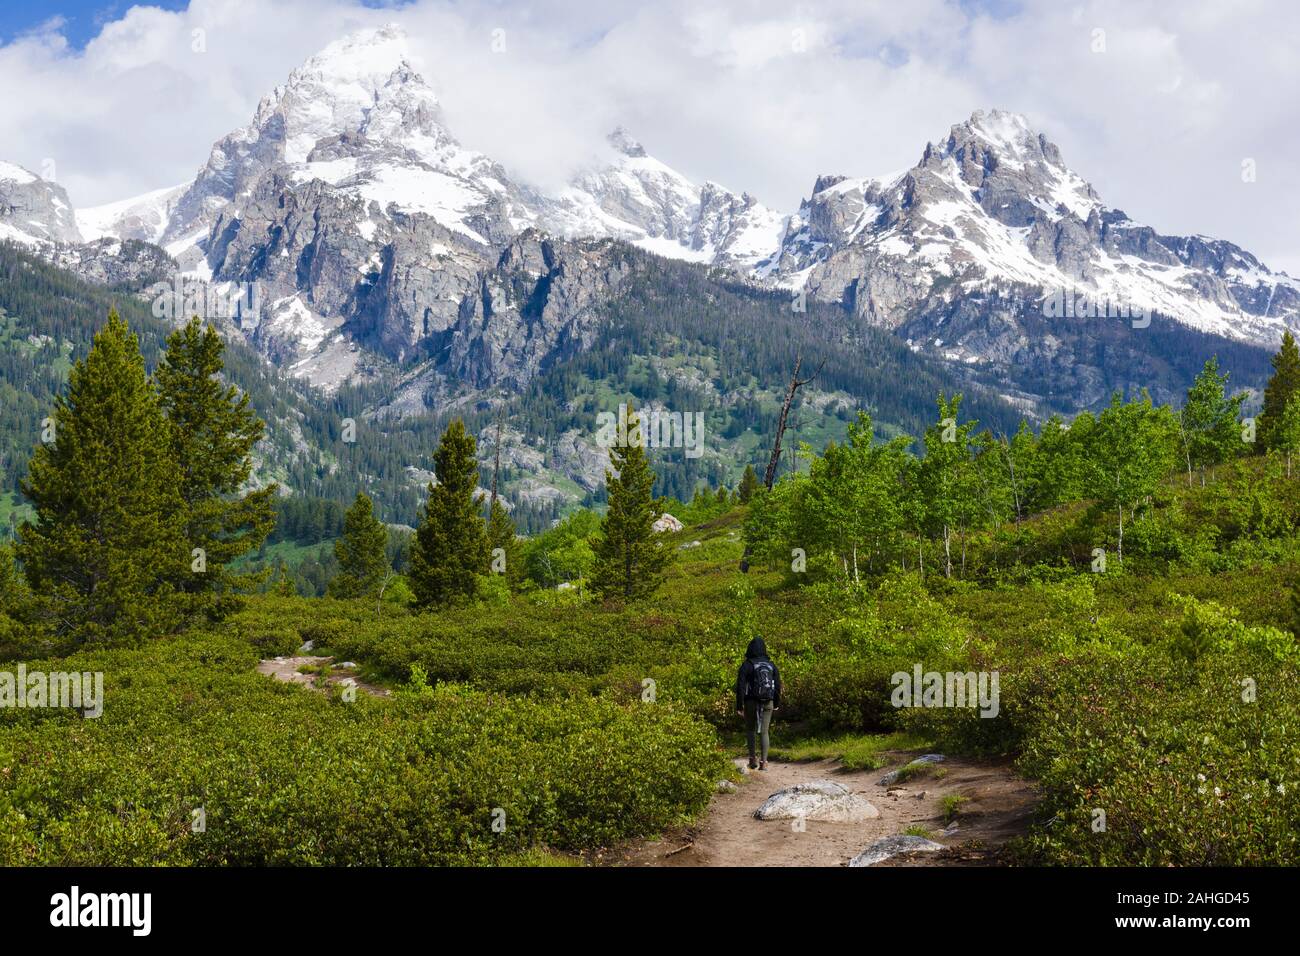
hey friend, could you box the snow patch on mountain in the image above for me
[544,128,786,271]
[76,183,187,243]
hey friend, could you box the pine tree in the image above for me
[591,404,672,600]
[737,464,759,504]
[1261,330,1300,451]
[17,311,188,644]
[329,492,389,599]
[272,557,296,596]
[486,499,522,587]
[483,411,520,587]
[408,419,488,608]
[155,317,275,617]
[1179,357,1246,484]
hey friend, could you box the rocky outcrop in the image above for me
[0,162,82,245]
[49,238,175,291]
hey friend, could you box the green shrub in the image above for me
[0,631,725,865]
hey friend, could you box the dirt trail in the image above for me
[612,752,1037,867]
[256,655,390,697]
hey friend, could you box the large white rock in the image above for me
[651,513,684,533]
[754,780,880,823]
[849,835,946,867]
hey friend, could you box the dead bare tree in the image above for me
[763,354,823,489]
[740,354,823,573]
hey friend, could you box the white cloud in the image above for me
[1,0,1297,273]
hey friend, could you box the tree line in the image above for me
[743,333,1300,581]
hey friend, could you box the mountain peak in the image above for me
[965,109,1033,145]
[607,127,647,158]
[298,23,413,81]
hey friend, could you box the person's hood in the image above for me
[745,637,768,660]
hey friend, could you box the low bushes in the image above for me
[0,632,724,865]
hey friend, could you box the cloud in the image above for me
[0,0,1297,273]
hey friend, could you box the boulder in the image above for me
[652,513,684,534]
[754,780,880,823]
[849,835,946,867]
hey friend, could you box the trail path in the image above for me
[256,655,390,697]
[612,751,1037,867]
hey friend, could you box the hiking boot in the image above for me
[748,759,758,770]
[759,761,768,771]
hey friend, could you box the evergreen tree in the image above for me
[737,464,759,503]
[1180,357,1245,484]
[272,557,296,596]
[328,492,389,599]
[591,405,672,599]
[17,311,188,644]
[408,419,488,608]
[155,317,275,617]
[1261,330,1300,451]
[486,498,523,588]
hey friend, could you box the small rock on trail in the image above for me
[850,834,946,867]
[879,753,946,786]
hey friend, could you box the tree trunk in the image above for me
[742,354,819,574]
[943,525,952,578]
[1117,505,1124,564]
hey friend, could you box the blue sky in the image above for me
[0,2,187,48]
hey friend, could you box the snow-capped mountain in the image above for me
[5,26,1298,406]
[545,128,786,271]
[771,109,1300,352]
[162,24,539,261]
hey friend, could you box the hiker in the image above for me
[735,637,781,770]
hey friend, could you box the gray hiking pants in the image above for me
[744,699,774,763]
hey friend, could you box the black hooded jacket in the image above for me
[735,637,781,709]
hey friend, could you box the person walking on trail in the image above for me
[735,637,781,770]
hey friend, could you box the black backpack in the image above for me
[749,660,776,701]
